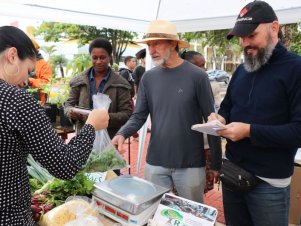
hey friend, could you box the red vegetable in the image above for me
[33,212,40,222]
[31,204,42,213]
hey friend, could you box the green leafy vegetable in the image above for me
[44,173,95,206]
[27,154,54,183]
[81,148,127,173]
[29,178,44,195]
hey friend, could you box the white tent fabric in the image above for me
[0,0,301,33]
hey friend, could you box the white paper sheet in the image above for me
[191,120,226,136]
[294,148,301,164]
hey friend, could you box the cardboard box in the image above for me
[289,165,301,225]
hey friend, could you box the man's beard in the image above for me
[152,58,166,66]
[151,47,171,66]
[243,36,274,72]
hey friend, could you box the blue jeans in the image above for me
[144,163,205,203]
[222,182,290,226]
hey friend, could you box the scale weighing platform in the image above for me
[92,175,170,226]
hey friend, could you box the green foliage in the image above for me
[27,154,54,183]
[66,53,91,76]
[29,178,44,195]
[81,148,127,173]
[111,63,119,72]
[40,45,57,59]
[34,22,138,64]
[45,173,94,206]
[28,154,95,207]
[39,77,71,107]
[182,29,239,52]
[281,23,301,55]
[182,29,240,70]
[49,55,68,78]
[291,42,301,55]
[26,87,39,94]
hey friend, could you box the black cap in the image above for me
[227,1,278,39]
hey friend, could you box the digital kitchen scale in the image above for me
[92,175,170,226]
[93,196,160,226]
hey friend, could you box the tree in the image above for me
[66,53,91,77]
[40,45,57,60]
[34,22,138,64]
[182,29,240,71]
[49,55,68,78]
[280,23,301,55]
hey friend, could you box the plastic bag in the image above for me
[64,196,103,226]
[39,196,103,226]
[65,216,103,226]
[92,93,111,152]
[82,93,127,173]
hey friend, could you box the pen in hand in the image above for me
[208,104,226,125]
[209,104,219,120]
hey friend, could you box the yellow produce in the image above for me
[39,199,99,226]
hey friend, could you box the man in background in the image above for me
[119,56,136,98]
[133,48,146,96]
[181,51,222,108]
[119,55,139,142]
[181,50,206,70]
[182,50,222,193]
[28,39,52,105]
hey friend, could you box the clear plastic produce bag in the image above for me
[82,93,127,173]
[92,93,111,152]
[39,196,103,226]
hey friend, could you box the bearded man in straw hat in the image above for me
[208,1,301,225]
[112,20,222,203]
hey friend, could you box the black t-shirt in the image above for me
[119,68,135,97]
[133,65,145,89]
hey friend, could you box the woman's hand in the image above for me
[85,109,109,131]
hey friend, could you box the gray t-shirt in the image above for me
[118,61,222,170]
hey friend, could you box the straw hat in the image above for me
[136,20,189,48]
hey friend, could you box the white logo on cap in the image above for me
[237,17,253,22]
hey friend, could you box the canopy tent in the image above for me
[0,0,301,33]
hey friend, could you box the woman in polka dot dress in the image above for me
[0,26,109,226]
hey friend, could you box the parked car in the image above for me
[207,69,230,84]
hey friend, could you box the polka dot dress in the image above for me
[0,80,95,225]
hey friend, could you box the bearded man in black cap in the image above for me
[208,1,301,225]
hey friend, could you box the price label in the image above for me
[85,172,107,183]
